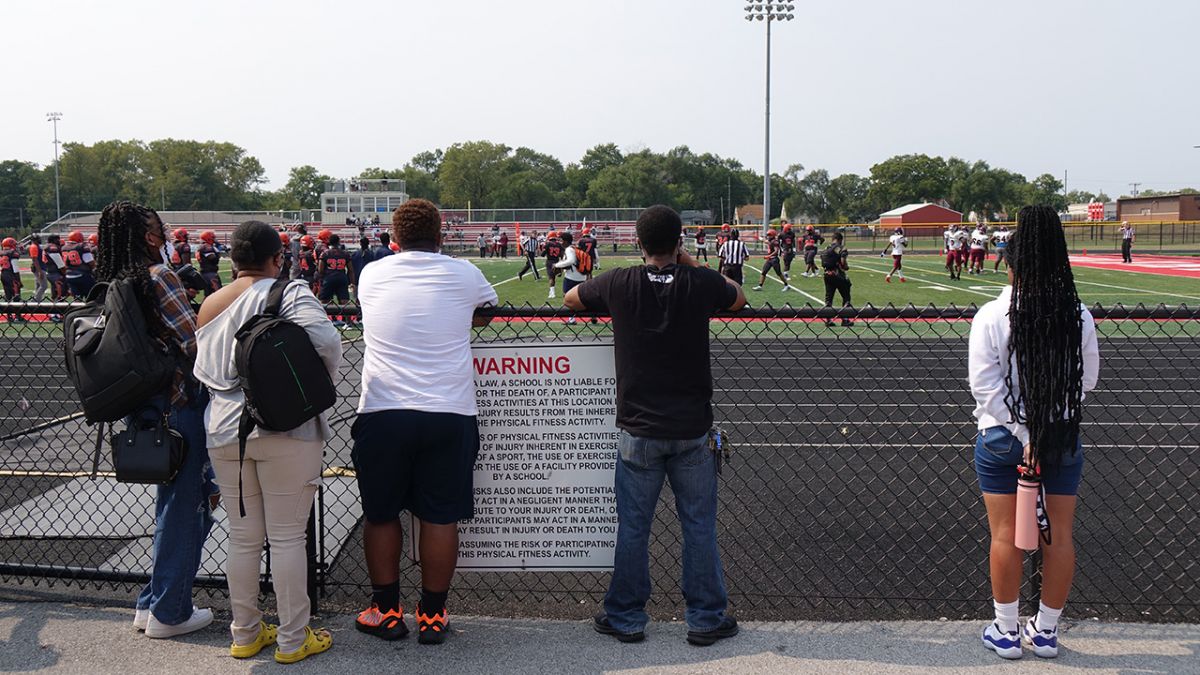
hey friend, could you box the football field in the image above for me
[469,252,1200,309]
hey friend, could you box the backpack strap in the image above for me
[90,422,107,480]
[236,408,256,518]
[264,278,291,317]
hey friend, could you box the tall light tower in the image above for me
[46,112,63,220]
[745,3,794,231]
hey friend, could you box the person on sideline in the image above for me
[194,221,341,664]
[553,232,588,297]
[94,201,219,639]
[1119,221,1135,263]
[353,199,497,645]
[565,205,746,646]
[969,205,1100,660]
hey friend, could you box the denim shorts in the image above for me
[974,426,1084,496]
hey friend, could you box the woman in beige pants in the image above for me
[194,221,342,664]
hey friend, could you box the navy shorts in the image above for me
[318,273,349,303]
[351,410,480,525]
[974,426,1084,496]
[563,276,583,294]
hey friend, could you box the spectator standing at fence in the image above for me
[477,232,487,258]
[352,198,497,645]
[821,232,853,327]
[351,236,374,290]
[717,228,748,286]
[499,231,509,258]
[969,205,1100,661]
[1120,221,1135,263]
[564,205,746,647]
[195,221,339,663]
[94,201,219,639]
[371,232,395,261]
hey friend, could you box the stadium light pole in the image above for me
[745,3,794,232]
[47,112,63,220]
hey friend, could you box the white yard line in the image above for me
[743,263,825,304]
[851,259,1001,299]
[900,259,1200,303]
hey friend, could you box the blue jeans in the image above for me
[132,390,218,625]
[603,430,728,633]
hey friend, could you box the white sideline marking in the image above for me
[743,263,825,304]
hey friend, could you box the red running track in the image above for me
[1069,253,1200,278]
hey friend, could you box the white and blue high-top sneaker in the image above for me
[1022,617,1059,658]
[982,621,1022,659]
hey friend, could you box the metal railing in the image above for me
[0,303,1196,621]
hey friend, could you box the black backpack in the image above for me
[64,278,178,424]
[821,244,844,272]
[232,278,337,515]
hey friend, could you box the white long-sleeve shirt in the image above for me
[968,285,1100,446]
[194,278,343,448]
[554,245,588,282]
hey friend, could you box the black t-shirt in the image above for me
[577,264,738,440]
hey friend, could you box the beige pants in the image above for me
[210,436,322,653]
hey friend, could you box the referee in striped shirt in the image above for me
[718,229,749,286]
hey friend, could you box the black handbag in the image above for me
[109,412,188,484]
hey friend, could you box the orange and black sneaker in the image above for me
[356,604,409,641]
[415,603,449,645]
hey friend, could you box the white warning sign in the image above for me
[458,342,619,570]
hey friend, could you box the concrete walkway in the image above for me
[0,602,1197,674]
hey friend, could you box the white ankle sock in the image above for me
[1036,602,1063,631]
[993,599,1019,633]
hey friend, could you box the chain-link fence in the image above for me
[0,303,1197,622]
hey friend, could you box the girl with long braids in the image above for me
[95,200,220,639]
[969,205,1100,660]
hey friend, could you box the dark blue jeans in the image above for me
[603,430,728,633]
[131,390,218,625]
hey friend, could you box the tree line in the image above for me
[2,138,1190,235]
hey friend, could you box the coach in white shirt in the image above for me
[351,198,497,643]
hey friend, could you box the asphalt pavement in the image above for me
[0,600,1197,674]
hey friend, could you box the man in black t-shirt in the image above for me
[821,232,853,327]
[565,205,745,647]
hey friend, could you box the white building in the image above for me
[320,178,409,225]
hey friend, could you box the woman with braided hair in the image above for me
[95,200,220,639]
[969,205,1100,660]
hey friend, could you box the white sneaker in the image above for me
[982,621,1022,659]
[1022,617,1058,658]
[133,609,150,632]
[752,285,763,291]
[782,285,790,292]
[784,272,790,280]
[548,289,556,299]
[145,607,214,639]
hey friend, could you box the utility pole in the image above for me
[46,112,63,220]
[1129,182,1141,197]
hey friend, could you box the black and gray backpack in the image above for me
[232,278,336,515]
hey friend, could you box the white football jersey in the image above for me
[889,234,907,255]
[992,230,1011,246]
[970,231,989,250]
[946,229,965,250]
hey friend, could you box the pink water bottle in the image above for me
[1014,466,1040,551]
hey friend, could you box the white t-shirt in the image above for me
[888,234,906,255]
[356,251,498,416]
[968,286,1100,445]
[970,231,989,250]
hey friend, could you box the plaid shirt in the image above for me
[149,265,198,408]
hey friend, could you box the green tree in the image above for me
[584,152,672,208]
[868,154,951,210]
[438,141,512,208]
[1023,173,1067,212]
[0,160,48,233]
[271,165,331,209]
[564,143,624,205]
[827,173,874,223]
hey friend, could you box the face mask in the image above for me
[160,242,175,265]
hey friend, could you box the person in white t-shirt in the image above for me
[880,227,907,283]
[968,225,990,275]
[351,198,498,645]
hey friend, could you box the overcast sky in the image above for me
[4,0,1197,194]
